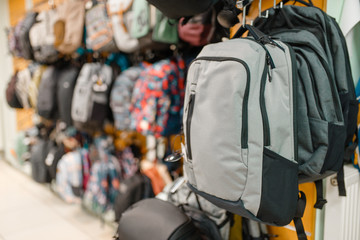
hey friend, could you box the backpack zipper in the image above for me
[187,57,251,151]
[244,38,275,147]
[260,58,271,146]
[186,93,196,160]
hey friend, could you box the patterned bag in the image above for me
[110,66,143,130]
[83,137,121,214]
[56,150,83,203]
[129,57,185,137]
[85,1,118,52]
[118,146,139,179]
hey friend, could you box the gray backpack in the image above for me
[37,66,58,120]
[71,63,113,132]
[110,66,142,130]
[252,4,358,208]
[182,26,301,228]
[29,9,59,64]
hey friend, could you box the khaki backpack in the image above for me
[54,0,85,54]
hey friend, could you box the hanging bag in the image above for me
[85,0,118,52]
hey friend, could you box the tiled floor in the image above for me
[0,159,116,240]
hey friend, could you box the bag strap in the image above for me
[336,164,347,196]
[280,0,313,6]
[313,180,327,209]
[293,191,308,240]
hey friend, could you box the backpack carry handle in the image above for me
[280,0,314,7]
[232,24,268,42]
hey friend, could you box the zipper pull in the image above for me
[268,66,272,82]
[266,54,275,69]
[266,55,273,82]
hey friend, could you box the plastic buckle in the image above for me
[314,199,328,209]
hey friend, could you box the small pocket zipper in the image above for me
[260,58,271,146]
[186,94,196,160]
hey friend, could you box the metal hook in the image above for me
[242,5,247,27]
[259,0,269,18]
[280,1,284,8]
[274,0,277,8]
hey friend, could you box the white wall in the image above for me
[0,0,17,162]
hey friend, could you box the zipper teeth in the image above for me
[244,37,272,146]
[194,56,251,149]
[186,94,195,160]
[260,60,271,146]
[244,38,276,68]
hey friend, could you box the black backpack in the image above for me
[45,141,66,181]
[114,173,155,222]
[56,65,80,127]
[37,66,58,120]
[146,0,219,19]
[30,138,52,183]
[116,198,202,240]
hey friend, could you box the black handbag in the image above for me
[116,198,202,240]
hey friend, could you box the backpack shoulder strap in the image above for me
[293,191,308,240]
